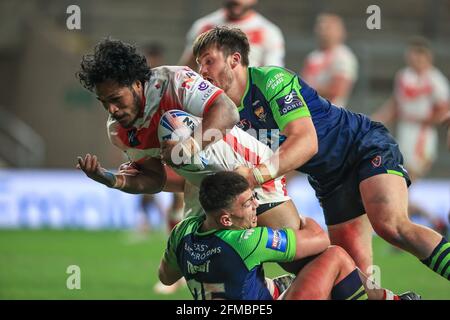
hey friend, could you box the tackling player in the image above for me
[75,38,300,228]
[193,26,450,281]
[159,171,419,300]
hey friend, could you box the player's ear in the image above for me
[133,80,142,90]
[219,211,233,227]
[230,52,241,68]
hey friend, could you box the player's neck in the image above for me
[200,218,220,232]
[227,66,248,107]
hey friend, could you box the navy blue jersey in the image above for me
[237,66,386,185]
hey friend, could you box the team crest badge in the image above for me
[254,105,267,122]
[371,155,382,168]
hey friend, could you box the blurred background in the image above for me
[0,0,449,299]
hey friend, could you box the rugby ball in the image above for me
[158,110,201,143]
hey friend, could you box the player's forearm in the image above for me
[294,218,330,259]
[111,172,165,194]
[196,94,239,149]
[158,260,182,286]
[252,132,318,184]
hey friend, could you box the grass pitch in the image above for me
[0,229,448,299]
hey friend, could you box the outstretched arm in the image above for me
[77,154,166,194]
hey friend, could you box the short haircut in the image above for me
[199,171,250,213]
[193,26,250,66]
[77,38,151,92]
[408,36,432,55]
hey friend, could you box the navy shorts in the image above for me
[309,124,411,226]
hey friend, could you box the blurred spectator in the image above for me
[179,0,285,69]
[142,42,165,67]
[373,37,449,235]
[301,13,358,107]
[373,37,449,181]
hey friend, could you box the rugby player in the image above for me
[301,13,358,107]
[75,38,300,227]
[193,26,450,281]
[159,171,419,300]
[373,37,449,181]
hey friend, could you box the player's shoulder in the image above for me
[151,65,202,90]
[250,66,297,94]
[429,67,449,85]
[251,12,282,32]
[217,227,265,246]
[152,65,195,79]
[171,216,204,239]
[335,44,356,57]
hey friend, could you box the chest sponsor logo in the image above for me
[266,73,284,90]
[266,228,287,252]
[276,90,303,116]
[198,81,209,91]
[240,228,255,241]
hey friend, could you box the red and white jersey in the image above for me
[107,65,223,163]
[394,66,449,173]
[171,123,290,208]
[302,44,358,106]
[184,9,285,67]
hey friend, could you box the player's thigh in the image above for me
[359,173,410,229]
[256,200,301,229]
[319,169,373,271]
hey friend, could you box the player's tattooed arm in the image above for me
[77,154,166,194]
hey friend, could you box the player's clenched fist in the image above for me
[76,153,116,187]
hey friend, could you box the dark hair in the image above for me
[193,26,250,66]
[77,38,151,92]
[199,171,250,212]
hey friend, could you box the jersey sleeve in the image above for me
[220,227,296,271]
[172,67,223,116]
[256,68,311,131]
[262,25,285,67]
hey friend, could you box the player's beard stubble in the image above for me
[118,87,142,129]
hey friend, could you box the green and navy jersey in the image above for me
[237,66,375,183]
[164,216,296,300]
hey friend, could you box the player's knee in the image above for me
[326,245,355,269]
[371,219,406,245]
